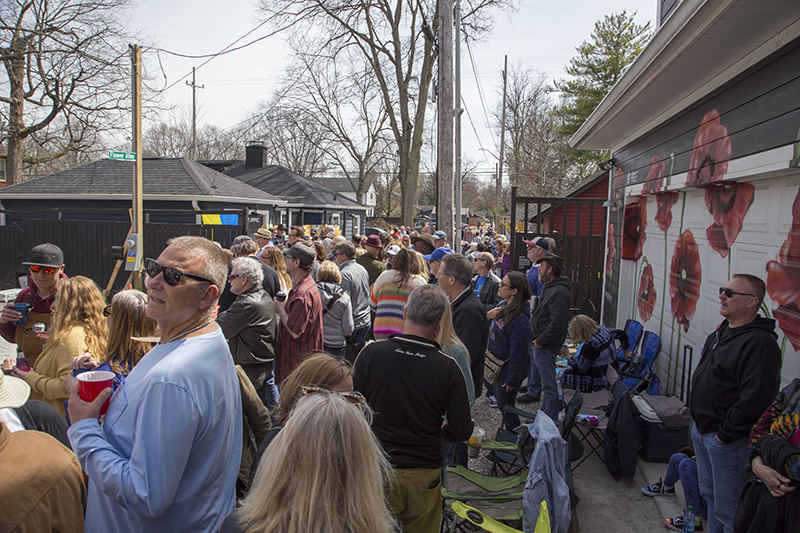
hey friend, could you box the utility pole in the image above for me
[437,0,454,248]
[131,44,144,290]
[186,67,204,160]
[496,55,508,232]
[454,0,462,243]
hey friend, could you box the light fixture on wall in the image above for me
[603,199,619,209]
[598,158,617,172]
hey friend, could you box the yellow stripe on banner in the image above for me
[201,214,222,225]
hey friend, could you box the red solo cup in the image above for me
[77,371,115,416]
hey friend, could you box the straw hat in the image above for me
[0,372,31,409]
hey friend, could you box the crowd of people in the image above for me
[0,223,796,533]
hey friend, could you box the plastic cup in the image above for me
[12,302,30,326]
[77,370,115,416]
[467,427,485,458]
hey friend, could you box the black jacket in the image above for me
[218,259,280,312]
[689,317,781,443]
[217,286,278,388]
[14,400,70,447]
[451,287,489,398]
[530,276,571,351]
[603,380,639,480]
[471,272,501,313]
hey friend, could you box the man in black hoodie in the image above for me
[530,253,571,421]
[689,274,781,533]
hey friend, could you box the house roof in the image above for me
[570,0,800,151]
[223,162,365,209]
[0,158,284,204]
[561,170,609,198]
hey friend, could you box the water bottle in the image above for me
[683,504,695,533]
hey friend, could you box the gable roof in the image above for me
[223,162,364,208]
[0,158,284,204]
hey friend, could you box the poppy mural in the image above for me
[637,264,657,322]
[670,229,702,332]
[621,197,647,261]
[766,188,800,350]
[606,223,616,278]
[686,109,733,187]
[655,192,679,232]
[643,155,666,194]
[611,168,624,212]
[705,182,755,258]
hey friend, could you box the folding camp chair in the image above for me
[614,319,644,366]
[440,464,528,532]
[449,500,550,533]
[563,388,612,470]
[570,297,597,320]
[481,429,536,476]
[619,331,662,393]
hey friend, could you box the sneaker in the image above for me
[519,385,527,393]
[488,396,498,408]
[663,516,703,531]
[641,478,676,496]
[517,392,540,404]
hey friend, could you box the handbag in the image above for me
[483,350,506,384]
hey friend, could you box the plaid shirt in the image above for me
[275,274,323,383]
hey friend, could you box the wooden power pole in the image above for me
[186,67,204,160]
[130,44,144,290]
[496,55,508,232]
[438,0,454,248]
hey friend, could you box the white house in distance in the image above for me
[571,0,800,391]
[311,177,376,217]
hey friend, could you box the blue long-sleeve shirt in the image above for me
[489,301,533,388]
[68,328,242,533]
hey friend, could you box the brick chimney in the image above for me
[245,141,268,168]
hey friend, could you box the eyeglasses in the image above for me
[227,274,242,282]
[500,281,512,288]
[29,265,58,275]
[298,385,368,416]
[143,258,213,287]
[719,287,755,298]
[103,304,112,317]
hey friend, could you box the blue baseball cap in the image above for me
[423,247,454,262]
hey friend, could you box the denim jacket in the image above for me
[521,412,570,533]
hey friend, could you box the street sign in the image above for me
[108,151,137,161]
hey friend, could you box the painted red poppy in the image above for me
[611,168,624,212]
[670,229,702,332]
[686,109,733,187]
[637,264,657,323]
[705,182,755,258]
[621,197,647,261]
[766,188,800,349]
[606,223,616,278]
[655,192,679,232]
[643,155,666,194]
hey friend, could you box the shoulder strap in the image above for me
[322,287,344,316]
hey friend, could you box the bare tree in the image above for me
[499,67,574,196]
[257,0,513,225]
[0,0,134,184]
[143,119,244,161]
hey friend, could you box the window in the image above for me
[0,158,5,182]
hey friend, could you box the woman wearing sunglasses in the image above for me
[223,391,394,533]
[10,276,108,419]
[0,243,67,366]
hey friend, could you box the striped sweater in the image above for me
[369,271,428,340]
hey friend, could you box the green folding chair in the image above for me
[441,464,527,532]
[450,500,551,533]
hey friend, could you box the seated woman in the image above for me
[222,391,395,533]
[559,315,630,393]
[734,378,800,533]
[9,276,107,419]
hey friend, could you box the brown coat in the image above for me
[236,366,272,491]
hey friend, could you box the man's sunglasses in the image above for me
[719,287,755,298]
[143,258,213,286]
[29,265,58,275]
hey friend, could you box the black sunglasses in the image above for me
[719,287,755,298]
[144,258,213,287]
[228,273,242,282]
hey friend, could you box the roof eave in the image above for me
[0,193,287,206]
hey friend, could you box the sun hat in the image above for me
[0,372,31,409]
[536,253,565,274]
[363,235,384,249]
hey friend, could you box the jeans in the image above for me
[665,452,706,518]
[526,342,542,397]
[262,370,280,409]
[352,324,370,351]
[692,425,747,533]
[442,441,469,473]
[534,346,560,421]
[324,345,346,358]
[494,367,521,431]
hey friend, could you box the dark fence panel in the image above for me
[0,220,242,294]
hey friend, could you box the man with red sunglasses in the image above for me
[1,243,66,366]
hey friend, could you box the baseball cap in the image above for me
[423,247,454,262]
[523,237,549,251]
[433,230,447,240]
[283,241,316,265]
[23,243,64,267]
[385,245,401,256]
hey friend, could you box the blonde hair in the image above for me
[240,393,395,533]
[569,314,600,344]
[49,276,108,357]
[315,260,341,284]
[435,302,469,357]
[276,353,353,423]
[103,290,157,375]
[261,247,292,291]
